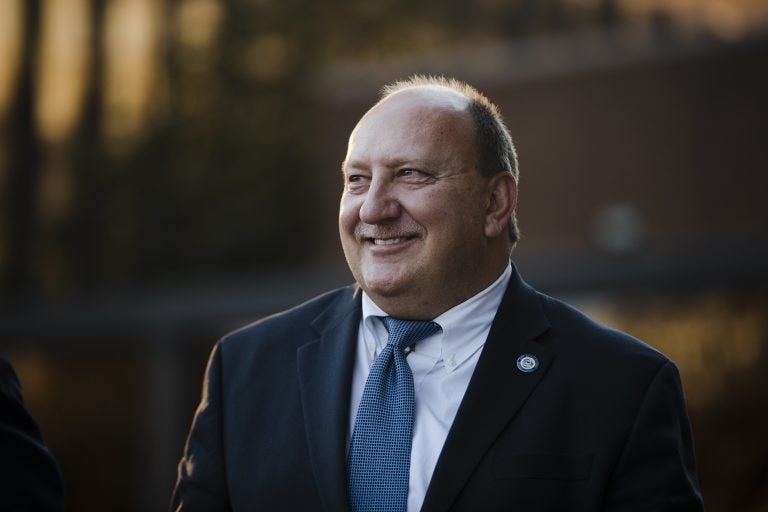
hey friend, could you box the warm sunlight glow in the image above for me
[35,0,91,144]
[103,0,161,147]
[618,0,768,37]
[578,293,767,410]
[175,0,223,51]
[0,0,23,121]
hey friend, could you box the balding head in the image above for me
[338,77,518,319]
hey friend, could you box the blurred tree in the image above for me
[2,0,40,300]
[2,0,764,301]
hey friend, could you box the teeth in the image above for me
[373,238,406,245]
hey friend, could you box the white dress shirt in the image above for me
[348,263,512,512]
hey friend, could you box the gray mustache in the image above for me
[354,222,422,240]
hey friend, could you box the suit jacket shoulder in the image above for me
[423,269,703,511]
[535,290,669,370]
[218,285,359,356]
[173,285,361,511]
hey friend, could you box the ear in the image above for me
[484,172,517,238]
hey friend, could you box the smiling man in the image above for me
[339,84,515,320]
[172,76,703,512]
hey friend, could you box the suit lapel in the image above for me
[421,268,554,512]
[297,287,361,512]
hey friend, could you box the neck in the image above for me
[367,258,509,320]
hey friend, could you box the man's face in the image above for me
[339,89,498,319]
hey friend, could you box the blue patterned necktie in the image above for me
[347,317,441,512]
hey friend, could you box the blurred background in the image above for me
[1,0,767,510]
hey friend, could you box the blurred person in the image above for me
[0,357,64,511]
[173,76,703,511]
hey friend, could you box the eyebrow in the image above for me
[341,159,369,173]
[343,157,431,173]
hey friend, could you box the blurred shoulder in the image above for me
[0,356,22,402]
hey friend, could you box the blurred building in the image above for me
[1,1,767,510]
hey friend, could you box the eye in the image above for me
[397,168,430,180]
[397,168,434,185]
[345,173,370,192]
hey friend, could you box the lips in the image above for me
[354,222,423,246]
[371,237,411,245]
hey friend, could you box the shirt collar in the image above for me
[361,263,512,372]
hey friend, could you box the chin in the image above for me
[360,271,414,300]
[362,279,409,300]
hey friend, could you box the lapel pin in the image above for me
[516,354,539,373]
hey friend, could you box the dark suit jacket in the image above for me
[0,357,64,512]
[173,267,703,511]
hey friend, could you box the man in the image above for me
[0,357,64,511]
[173,76,703,511]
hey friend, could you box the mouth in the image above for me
[370,237,413,245]
[360,234,419,249]
[353,222,423,249]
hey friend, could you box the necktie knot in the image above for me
[380,317,441,352]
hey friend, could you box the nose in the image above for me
[358,177,400,225]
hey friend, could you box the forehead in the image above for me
[345,88,475,166]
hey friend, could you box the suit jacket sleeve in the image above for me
[605,361,703,511]
[172,342,232,512]
[0,357,64,512]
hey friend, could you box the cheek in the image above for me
[422,193,484,241]
[338,196,359,233]
[416,190,471,226]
